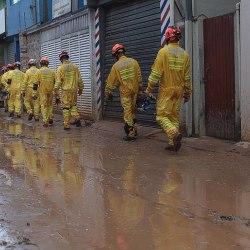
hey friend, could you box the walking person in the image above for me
[54,51,84,130]
[36,57,56,127]
[105,44,143,141]
[146,26,192,151]
[22,59,40,121]
[6,61,25,118]
[2,64,14,112]
[0,66,8,112]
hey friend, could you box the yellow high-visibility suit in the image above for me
[54,61,84,128]
[105,55,142,137]
[7,69,24,115]
[1,70,13,111]
[36,66,56,125]
[22,66,40,119]
[146,43,192,145]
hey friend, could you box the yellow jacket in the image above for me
[105,55,142,96]
[6,69,25,91]
[22,66,39,90]
[1,71,12,90]
[36,66,56,93]
[54,61,83,92]
[147,43,192,97]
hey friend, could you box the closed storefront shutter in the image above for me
[41,38,62,111]
[40,12,92,119]
[103,0,161,124]
[6,42,15,64]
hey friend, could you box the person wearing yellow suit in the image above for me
[146,26,192,151]
[54,51,84,130]
[36,57,56,127]
[2,64,14,112]
[0,66,8,112]
[6,62,24,118]
[22,59,40,121]
[105,44,143,141]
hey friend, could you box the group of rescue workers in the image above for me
[0,26,191,152]
[0,51,83,130]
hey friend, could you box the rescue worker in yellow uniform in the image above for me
[36,57,56,127]
[54,51,84,130]
[146,27,192,151]
[0,66,8,112]
[7,61,25,118]
[105,44,143,141]
[22,59,40,121]
[2,64,14,112]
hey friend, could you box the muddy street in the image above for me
[0,111,250,250]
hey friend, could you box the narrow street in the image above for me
[0,110,249,249]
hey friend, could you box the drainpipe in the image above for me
[184,0,193,136]
[235,2,241,139]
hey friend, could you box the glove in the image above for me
[78,89,83,96]
[33,83,39,91]
[105,93,113,102]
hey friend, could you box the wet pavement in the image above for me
[0,110,250,250]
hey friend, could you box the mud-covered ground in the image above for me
[0,110,250,250]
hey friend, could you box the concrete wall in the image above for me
[6,0,41,36]
[240,0,250,141]
[19,31,40,71]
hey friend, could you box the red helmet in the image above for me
[7,63,14,69]
[165,26,182,42]
[112,44,125,57]
[28,59,36,66]
[40,57,49,64]
[59,51,69,60]
[1,66,7,73]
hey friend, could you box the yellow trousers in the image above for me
[24,87,40,118]
[62,91,80,127]
[156,87,183,145]
[120,93,137,136]
[8,89,22,115]
[40,92,54,123]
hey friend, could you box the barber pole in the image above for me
[160,0,174,47]
[95,8,102,118]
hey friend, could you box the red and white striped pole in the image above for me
[160,0,174,47]
[95,8,102,118]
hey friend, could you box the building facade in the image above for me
[1,0,249,141]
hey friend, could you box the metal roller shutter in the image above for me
[41,38,63,112]
[103,0,161,124]
[6,42,15,64]
[41,32,92,118]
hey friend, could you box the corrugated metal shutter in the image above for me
[41,33,92,117]
[41,38,63,112]
[103,0,161,124]
[78,32,92,117]
[40,12,92,119]
[68,32,92,117]
[6,42,15,64]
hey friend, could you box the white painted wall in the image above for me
[193,0,239,17]
[240,0,250,140]
[0,8,5,35]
